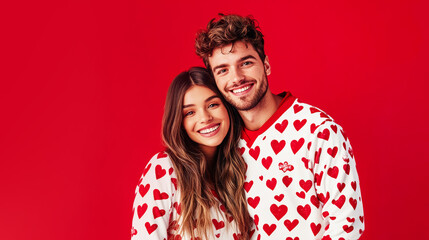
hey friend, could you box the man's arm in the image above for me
[313,121,364,239]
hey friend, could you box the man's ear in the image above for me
[264,56,271,76]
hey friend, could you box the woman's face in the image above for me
[182,85,230,155]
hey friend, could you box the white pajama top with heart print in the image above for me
[131,153,258,240]
[240,92,364,240]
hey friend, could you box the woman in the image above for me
[131,67,254,240]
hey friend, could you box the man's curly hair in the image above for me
[195,14,266,71]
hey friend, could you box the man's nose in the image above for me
[231,67,245,83]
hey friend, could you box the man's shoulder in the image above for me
[275,98,335,127]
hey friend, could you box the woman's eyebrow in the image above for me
[183,95,219,108]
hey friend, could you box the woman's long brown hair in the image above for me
[161,67,252,239]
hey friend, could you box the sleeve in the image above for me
[312,122,364,240]
[131,153,177,240]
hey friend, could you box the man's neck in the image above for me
[239,90,283,131]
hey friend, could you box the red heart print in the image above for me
[311,222,321,236]
[143,163,152,176]
[299,179,312,192]
[244,181,253,192]
[310,195,320,208]
[349,197,357,209]
[348,148,354,158]
[263,224,276,236]
[239,147,245,155]
[310,107,320,113]
[296,191,305,199]
[274,194,284,202]
[155,165,166,179]
[262,157,273,170]
[330,125,338,133]
[359,216,364,223]
[293,119,307,131]
[145,222,158,234]
[302,157,309,169]
[318,192,330,204]
[233,233,241,240]
[253,214,259,226]
[266,178,277,190]
[314,148,321,164]
[139,184,150,197]
[317,129,330,141]
[343,164,350,175]
[351,181,357,191]
[259,175,263,181]
[286,238,299,240]
[327,166,339,179]
[291,138,305,154]
[249,146,260,160]
[173,202,181,214]
[137,203,148,218]
[152,206,166,219]
[284,219,299,231]
[314,171,323,186]
[212,219,225,230]
[327,147,338,158]
[270,204,288,220]
[293,104,303,113]
[271,140,286,154]
[248,197,260,209]
[169,167,174,175]
[297,204,311,220]
[171,178,177,190]
[307,141,312,150]
[320,112,329,118]
[322,236,331,240]
[322,211,329,218]
[215,233,220,238]
[337,183,345,192]
[282,176,293,187]
[347,217,355,222]
[153,189,169,200]
[310,123,319,133]
[343,225,354,233]
[157,152,167,159]
[332,195,346,209]
[275,119,288,133]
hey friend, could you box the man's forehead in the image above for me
[212,41,252,56]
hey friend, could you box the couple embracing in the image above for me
[131,14,364,240]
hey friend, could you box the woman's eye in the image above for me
[184,111,194,117]
[208,103,219,108]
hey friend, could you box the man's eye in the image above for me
[217,69,227,75]
[242,61,252,66]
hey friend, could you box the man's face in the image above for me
[208,41,271,111]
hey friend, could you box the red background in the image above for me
[1,0,428,239]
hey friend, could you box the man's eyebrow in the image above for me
[182,95,220,108]
[240,55,257,62]
[212,55,258,72]
[212,64,228,73]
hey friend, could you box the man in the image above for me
[195,14,364,239]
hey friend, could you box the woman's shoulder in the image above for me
[139,151,177,185]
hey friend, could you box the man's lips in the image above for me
[228,83,254,96]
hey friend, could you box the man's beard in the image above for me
[225,74,269,111]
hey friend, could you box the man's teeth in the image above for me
[200,125,219,134]
[232,85,250,93]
